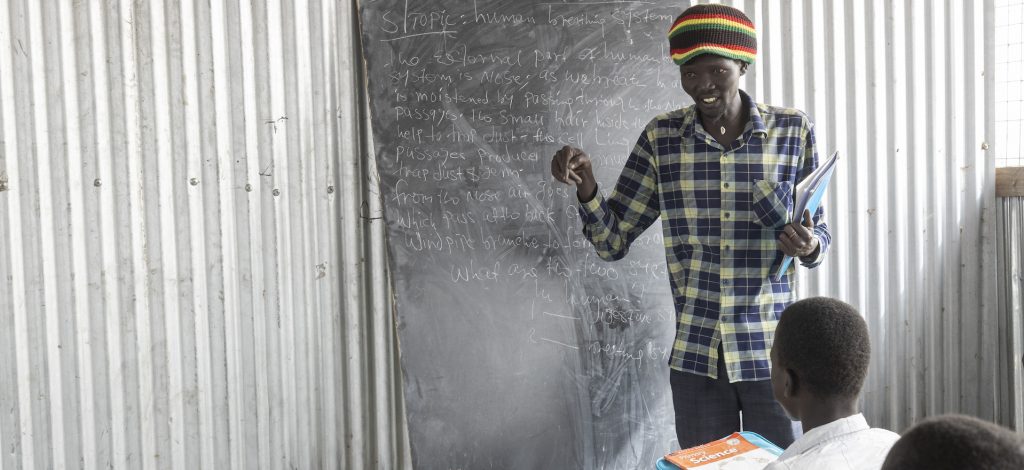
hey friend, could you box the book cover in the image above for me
[657,431,784,469]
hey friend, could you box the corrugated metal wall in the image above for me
[734,0,1002,431]
[0,0,409,469]
[997,197,1024,431]
[0,0,1010,469]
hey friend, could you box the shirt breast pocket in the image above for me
[751,179,794,229]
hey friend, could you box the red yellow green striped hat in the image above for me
[668,4,757,65]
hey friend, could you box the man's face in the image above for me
[770,346,799,421]
[679,54,745,121]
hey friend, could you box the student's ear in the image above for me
[783,368,799,398]
[738,61,748,76]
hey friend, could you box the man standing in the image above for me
[550,4,831,448]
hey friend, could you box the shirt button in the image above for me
[723,212,731,218]
[723,182,730,188]
[722,279,730,285]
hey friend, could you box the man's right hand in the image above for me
[550,145,597,202]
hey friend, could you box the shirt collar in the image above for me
[778,413,871,460]
[682,90,767,142]
[746,90,767,136]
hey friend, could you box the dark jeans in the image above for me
[669,347,797,449]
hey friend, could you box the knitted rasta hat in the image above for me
[668,4,757,65]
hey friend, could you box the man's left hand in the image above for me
[778,209,819,259]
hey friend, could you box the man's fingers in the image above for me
[777,238,796,256]
[783,225,801,243]
[569,156,584,182]
[778,233,792,249]
[780,226,819,257]
[552,146,587,185]
[569,147,587,162]
[786,221,813,244]
[567,152,587,181]
[797,226,813,244]
[553,148,574,183]
[563,150,579,182]
[802,209,814,228]
[779,231,806,253]
[551,158,566,184]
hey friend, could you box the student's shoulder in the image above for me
[756,103,813,131]
[864,427,901,444]
[835,426,900,453]
[778,433,896,470]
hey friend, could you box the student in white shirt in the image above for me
[881,414,1024,470]
[764,297,899,470]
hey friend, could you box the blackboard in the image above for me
[358,1,693,468]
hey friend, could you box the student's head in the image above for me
[667,4,756,120]
[881,414,1024,470]
[770,297,870,420]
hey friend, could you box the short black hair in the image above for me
[773,297,870,398]
[882,415,1024,470]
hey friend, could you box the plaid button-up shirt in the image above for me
[578,91,831,382]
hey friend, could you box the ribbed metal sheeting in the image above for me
[997,197,1024,431]
[0,0,1010,468]
[0,0,408,469]
[717,0,1002,431]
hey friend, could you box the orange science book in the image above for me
[656,431,784,469]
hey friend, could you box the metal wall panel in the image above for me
[0,0,409,469]
[733,0,1003,431]
[997,197,1024,431]
[0,0,1011,469]
[730,0,1002,431]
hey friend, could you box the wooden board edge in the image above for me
[996,167,1024,198]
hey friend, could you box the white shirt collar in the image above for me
[779,413,871,459]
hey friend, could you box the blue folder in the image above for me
[773,151,839,280]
